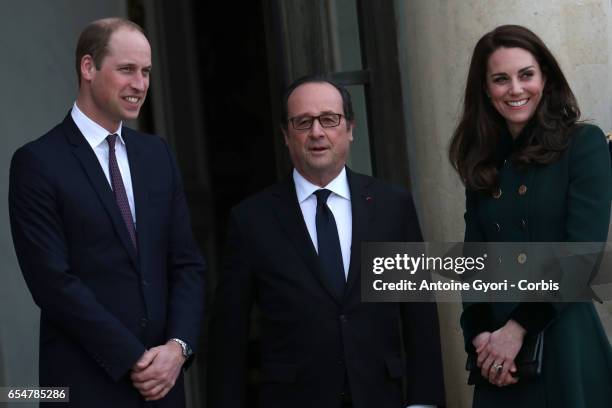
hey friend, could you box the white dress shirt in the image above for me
[293,167,351,278]
[293,168,435,408]
[71,103,136,225]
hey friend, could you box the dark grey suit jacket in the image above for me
[208,169,445,408]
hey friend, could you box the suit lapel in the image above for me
[271,178,343,304]
[123,128,149,273]
[345,169,375,296]
[63,115,139,269]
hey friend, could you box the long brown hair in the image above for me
[449,25,580,193]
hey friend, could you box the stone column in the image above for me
[394,1,612,406]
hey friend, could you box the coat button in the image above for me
[339,314,348,323]
[494,222,501,232]
[518,185,528,195]
[492,188,502,199]
[517,253,527,264]
[521,219,527,230]
[140,318,148,328]
[141,279,148,287]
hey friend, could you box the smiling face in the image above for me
[283,81,353,187]
[486,47,546,137]
[78,27,151,132]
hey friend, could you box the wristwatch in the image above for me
[169,338,193,359]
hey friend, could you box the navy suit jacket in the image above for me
[9,114,206,407]
[207,169,445,408]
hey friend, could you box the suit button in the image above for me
[141,279,148,287]
[494,222,501,232]
[140,318,148,328]
[338,359,344,365]
[492,188,502,199]
[518,185,528,195]
[339,314,348,323]
[521,219,527,230]
[517,253,527,264]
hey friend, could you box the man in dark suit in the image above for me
[208,76,445,408]
[9,18,205,407]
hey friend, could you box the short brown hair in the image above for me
[75,17,145,85]
[280,75,354,129]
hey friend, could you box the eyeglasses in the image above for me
[289,113,343,130]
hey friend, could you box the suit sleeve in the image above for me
[207,209,255,408]
[161,140,207,358]
[9,147,146,381]
[399,194,446,406]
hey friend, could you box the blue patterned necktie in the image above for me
[314,189,345,299]
[107,134,137,249]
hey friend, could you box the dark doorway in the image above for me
[195,1,278,249]
[193,1,277,405]
[133,0,410,406]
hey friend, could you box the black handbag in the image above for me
[465,331,544,384]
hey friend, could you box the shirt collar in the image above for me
[293,167,351,204]
[71,102,124,149]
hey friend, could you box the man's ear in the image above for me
[281,126,289,146]
[80,55,96,82]
[347,120,355,142]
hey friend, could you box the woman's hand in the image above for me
[476,320,526,386]
[472,331,491,352]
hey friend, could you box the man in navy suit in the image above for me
[207,76,445,408]
[9,18,205,407]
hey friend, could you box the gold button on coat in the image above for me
[518,185,528,195]
[517,253,527,264]
[493,188,502,199]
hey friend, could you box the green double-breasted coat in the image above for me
[461,124,612,407]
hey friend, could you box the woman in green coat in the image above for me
[449,25,612,407]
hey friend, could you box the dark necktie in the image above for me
[107,134,137,249]
[314,189,345,299]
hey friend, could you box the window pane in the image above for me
[345,85,372,176]
[328,0,363,71]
